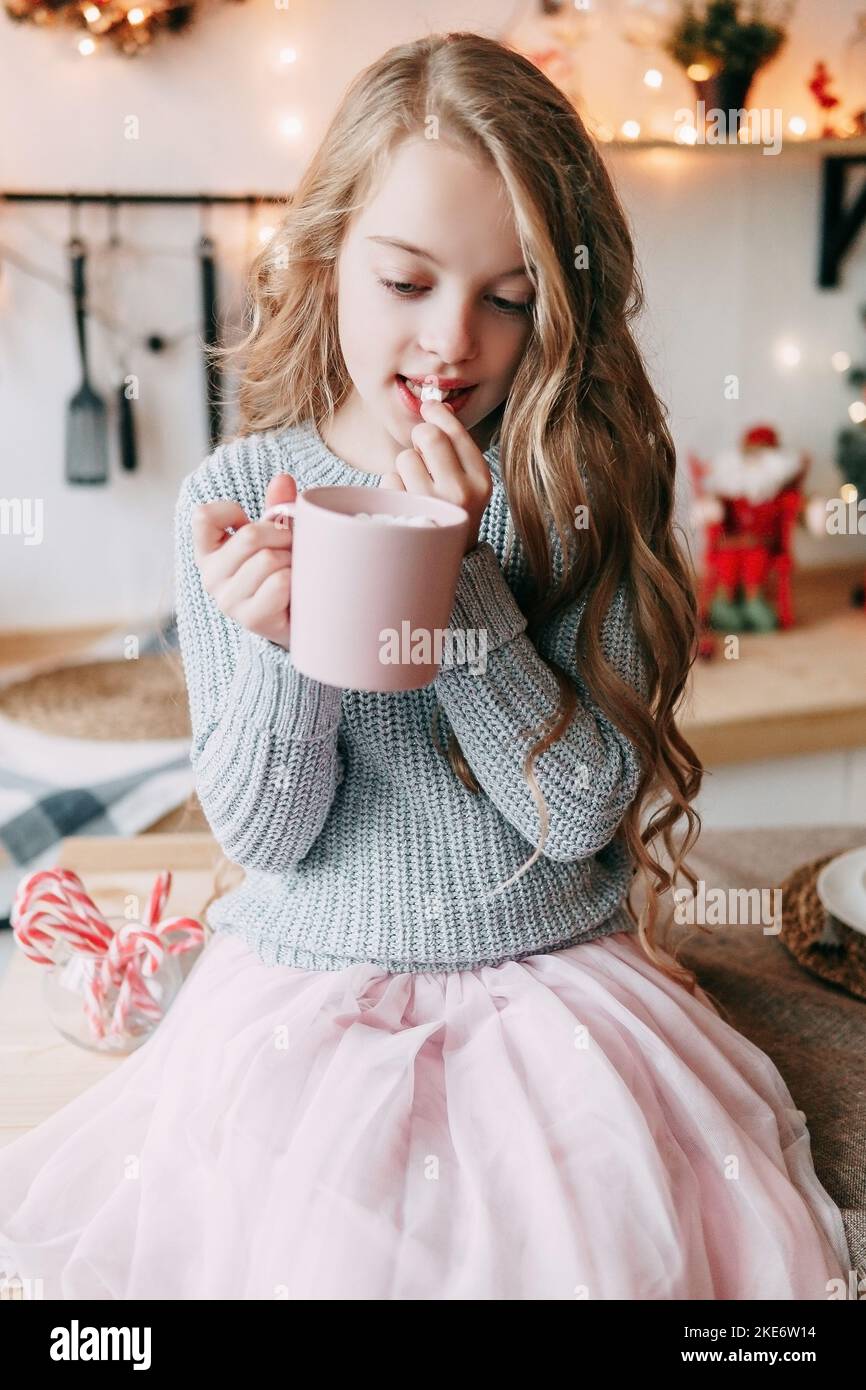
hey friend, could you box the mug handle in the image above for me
[261,501,296,528]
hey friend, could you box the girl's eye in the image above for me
[378,279,420,297]
[377,278,533,318]
[489,296,533,317]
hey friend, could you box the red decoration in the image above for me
[806,59,847,139]
[688,424,818,656]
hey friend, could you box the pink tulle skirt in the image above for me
[0,926,852,1300]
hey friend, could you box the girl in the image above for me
[0,32,851,1301]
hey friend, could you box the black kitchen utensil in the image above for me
[199,231,221,449]
[65,236,109,485]
[117,376,138,471]
[107,198,138,472]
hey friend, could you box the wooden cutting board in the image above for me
[0,834,243,1149]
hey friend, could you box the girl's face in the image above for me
[335,135,535,451]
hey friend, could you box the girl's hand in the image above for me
[191,473,297,651]
[379,399,493,554]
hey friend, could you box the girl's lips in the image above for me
[394,375,475,416]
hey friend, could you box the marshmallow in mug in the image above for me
[262,502,438,527]
[353,511,439,527]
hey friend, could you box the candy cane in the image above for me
[11,868,205,1046]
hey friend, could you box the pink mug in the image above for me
[261,485,470,691]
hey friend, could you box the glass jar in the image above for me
[42,917,183,1056]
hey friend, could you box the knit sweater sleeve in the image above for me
[432,542,649,861]
[173,469,344,871]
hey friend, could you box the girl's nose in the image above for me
[418,297,478,367]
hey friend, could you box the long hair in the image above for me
[205,32,717,1002]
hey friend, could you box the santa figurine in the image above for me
[690,425,825,634]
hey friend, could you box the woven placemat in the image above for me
[779,852,866,1001]
[0,653,190,742]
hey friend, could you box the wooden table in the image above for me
[0,833,242,1150]
[1,826,863,1281]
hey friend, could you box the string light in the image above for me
[787,115,807,137]
[279,115,302,138]
[776,341,801,368]
[832,352,851,372]
[840,483,859,502]
[4,0,248,57]
[848,401,866,423]
[643,68,662,88]
[675,123,698,144]
[279,47,297,64]
[686,63,713,81]
[620,120,641,140]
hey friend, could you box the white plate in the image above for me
[815,845,866,936]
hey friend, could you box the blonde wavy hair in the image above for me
[203,31,718,1004]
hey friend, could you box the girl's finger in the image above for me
[192,501,250,557]
[378,471,406,491]
[393,448,437,495]
[236,566,292,630]
[200,517,292,590]
[418,398,490,485]
[215,547,291,610]
[408,422,465,495]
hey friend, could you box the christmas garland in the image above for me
[4,0,248,56]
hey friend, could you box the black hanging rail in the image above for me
[0,191,291,204]
[0,189,294,453]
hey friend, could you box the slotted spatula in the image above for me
[65,235,109,485]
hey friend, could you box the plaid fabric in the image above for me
[0,616,194,925]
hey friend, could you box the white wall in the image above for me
[1,0,865,628]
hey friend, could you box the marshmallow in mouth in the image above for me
[399,376,468,402]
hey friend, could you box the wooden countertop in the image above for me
[1,562,864,768]
[680,562,866,766]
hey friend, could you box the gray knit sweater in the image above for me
[173,418,649,973]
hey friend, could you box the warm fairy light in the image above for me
[840,483,859,503]
[258,224,276,243]
[593,124,614,142]
[675,123,698,144]
[83,4,101,20]
[78,35,96,54]
[832,351,851,372]
[687,63,712,81]
[621,120,641,140]
[848,401,866,423]
[643,68,662,88]
[778,341,800,369]
[279,47,297,64]
[279,115,302,137]
[787,115,807,137]
[127,7,146,23]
